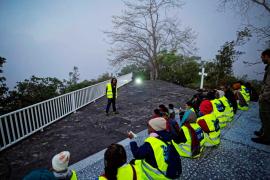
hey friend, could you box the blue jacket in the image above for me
[130,130,175,168]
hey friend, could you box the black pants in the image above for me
[106,98,116,113]
[259,100,270,140]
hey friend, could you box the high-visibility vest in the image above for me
[210,99,228,128]
[240,85,250,103]
[140,136,172,179]
[98,163,141,180]
[106,83,117,99]
[238,85,249,111]
[238,103,249,111]
[173,123,205,158]
[197,113,220,147]
[71,170,77,180]
[219,96,234,122]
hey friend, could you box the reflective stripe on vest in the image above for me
[211,99,228,127]
[219,96,234,121]
[176,126,191,157]
[106,83,117,99]
[174,124,204,158]
[141,160,168,180]
[197,113,220,146]
[240,85,250,103]
[191,123,205,157]
[144,137,168,177]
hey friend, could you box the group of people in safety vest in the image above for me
[99,82,253,180]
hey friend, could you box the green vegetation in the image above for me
[0,63,113,115]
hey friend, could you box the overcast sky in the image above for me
[0,0,268,88]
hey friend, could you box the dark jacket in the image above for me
[261,65,270,103]
[130,130,185,169]
[225,89,238,114]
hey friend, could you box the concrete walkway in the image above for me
[70,102,270,179]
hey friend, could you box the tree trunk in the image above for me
[150,70,155,80]
[149,61,155,80]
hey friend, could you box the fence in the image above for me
[0,73,133,151]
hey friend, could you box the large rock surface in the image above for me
[1,80,196,179]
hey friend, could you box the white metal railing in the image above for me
[0,73,133,151]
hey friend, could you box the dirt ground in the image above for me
[0,80,196,179]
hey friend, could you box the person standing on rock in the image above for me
[106,78,119,116]
[252,49,270,145]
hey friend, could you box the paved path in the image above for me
[70,102,270,179]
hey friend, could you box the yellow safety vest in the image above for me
[98,176,107,180]
[106,83,117,99]
[140,136,171,179]
[98,163,142,180]
[240,85,250,104]
[210,99,228,128]
[237,85,249,111]
[219,96,234,122]
[173,123,205,158]
[70,170,77,180]
[225,96,235,115]
[197,113,220,147]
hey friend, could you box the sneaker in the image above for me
[254,130,263,137]
[106,113,109,116]
[251,137,270,145]
[113,111,119,114]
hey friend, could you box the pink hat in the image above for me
[148,117,167,131]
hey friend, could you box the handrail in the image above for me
[0,72,133,151]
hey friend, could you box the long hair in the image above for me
[111,78,117,84]
[104,143,127,180]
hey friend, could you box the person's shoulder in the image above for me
[23,169,56,180]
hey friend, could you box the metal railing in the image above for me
[0,73,133,151]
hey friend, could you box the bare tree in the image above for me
[219,0,270,46]
[105,0,196,80]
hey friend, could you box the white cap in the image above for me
[52,151,70,172]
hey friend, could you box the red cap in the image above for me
[200,100,213,115]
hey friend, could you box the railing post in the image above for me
[71,92,76,113]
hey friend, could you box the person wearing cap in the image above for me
[197,100,220,146]
[98,143,142,180]
[106,78,119,116]
[23,151,76,180]
[128,117,184,179]
[52,151,77,180]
